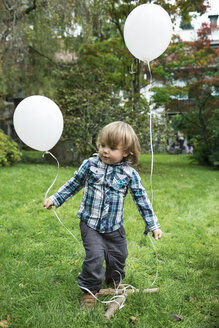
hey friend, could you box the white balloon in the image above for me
[124,4,172,62]
[13,95,64,151]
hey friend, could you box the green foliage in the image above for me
[54,61,121,160]
[172,106,219,168]
[152,22,219,167]
[0,129,21,166]
[0,0,74,98]
[205,109,219,167]
[152,86,188,106]
[0,0,210,163]
[54,56,173,162]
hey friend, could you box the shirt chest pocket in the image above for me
[111,173,129,191]
[88,166,105,185]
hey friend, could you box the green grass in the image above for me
[0,153,218,328]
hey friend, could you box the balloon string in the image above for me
[148,233,159,287]
[144,61,159,287]
[43,151,60,201]
[43,151,80,243]
[79,285,126,309]
[79,271,136,309]
[51,207,80,243]
[145,60,154,205]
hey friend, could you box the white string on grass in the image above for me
[148,234,159,288]
[43,151,80,244]
[78,285,126,310]
[79,271,136,309]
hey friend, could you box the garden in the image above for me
[0,1,219,327]
[0,153,218,327]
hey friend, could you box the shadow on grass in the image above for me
[20,150,79,167]
[20,150,58,165]
[21,151,214,176]
[20,150,45,164]
[138,154,214,173]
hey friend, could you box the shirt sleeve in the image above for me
[128,169,160,234]
[49,159,90,208]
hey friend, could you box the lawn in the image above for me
[0,153,218,328]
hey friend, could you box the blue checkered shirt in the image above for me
[50,155,160,234]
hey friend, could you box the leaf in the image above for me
[130,316,138,323]
[0,320,9,328]
[170,313,184,321]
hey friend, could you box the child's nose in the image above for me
[103,147,109,153]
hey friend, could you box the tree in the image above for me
[1,0,213,163]
[151,23,219,166]
[0,0,74,98]
[53,30,174,162]
[53,0,209,160]
[53,61,121,162]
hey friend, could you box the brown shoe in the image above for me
[80,292,97,310]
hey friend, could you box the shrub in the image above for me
[0,129,21,166]
[172,108,219,168]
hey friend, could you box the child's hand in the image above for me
[44,198,54,210]
[152,229,162,240]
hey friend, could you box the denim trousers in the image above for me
[78,220,128,292]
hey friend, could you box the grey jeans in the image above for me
[78,221,128,292]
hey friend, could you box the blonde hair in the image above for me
[97,121,141,165]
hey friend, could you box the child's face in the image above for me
[98,142,128,165]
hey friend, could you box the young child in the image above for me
[44,121,162,309]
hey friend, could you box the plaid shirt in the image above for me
[50,155,160,234]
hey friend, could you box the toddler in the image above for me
[44,121,162,309]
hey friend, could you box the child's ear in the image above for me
[123,151,129,158]
[124,151,133,158]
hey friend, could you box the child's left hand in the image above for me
[152,229,162,240]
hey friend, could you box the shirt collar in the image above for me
[93,154,128,167]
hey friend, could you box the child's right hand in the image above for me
[44,198,54,210]
[152,229,162,240]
